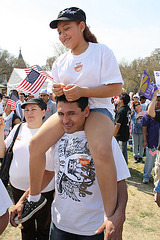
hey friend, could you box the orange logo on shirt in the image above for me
[79,158,90,165]
[74,62,83,72]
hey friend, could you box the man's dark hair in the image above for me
[19,92,26,97]
[55,95,88,111]
[120,92,130,105]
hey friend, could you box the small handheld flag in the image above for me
[149,149,157,156]
[7,93,18,111]
[16,65,55,94]
[139,70,158,100]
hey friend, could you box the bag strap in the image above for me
[11,123,22,146]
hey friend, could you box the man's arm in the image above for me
[96,180,128,240]
[148,90,159,117]
[114,123,121,138]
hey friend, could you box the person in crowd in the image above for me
[140,95,147,111]
[0,93,3,116]
[11,95,130,240]
[148,90,160,188]
[39,89,57,122]
[131,100,144,163]
[25,6,123,221]
[16,92,26,121]
[3,102,21,139]
[0,179,13,235]
[133,93,139,101]
[114,92,131,164]
[142,99,160,183]
[0,98,55,240]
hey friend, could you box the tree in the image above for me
[119,48,160,93]
[43,42,68,71]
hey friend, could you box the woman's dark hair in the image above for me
[55,95,88,111]
[132,100,140,110]
[75,19,98,43]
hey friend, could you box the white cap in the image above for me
[39,89,49,95]
[133,94,139,98]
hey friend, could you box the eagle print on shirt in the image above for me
[56,136,96,202]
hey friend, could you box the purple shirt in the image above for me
[142,112,159,148]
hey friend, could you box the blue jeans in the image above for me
[143,148,157,181]
[117,140,128,164]
[49,221,104,240]
[132,133,144,158]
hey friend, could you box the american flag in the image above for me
[16,68,47,94]
[7,93,18,111]
[16,65,54,94]
[25,65,53,81]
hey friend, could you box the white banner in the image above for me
[154,71,160,90]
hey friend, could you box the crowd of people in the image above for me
[0,5,160,240]
[113,91,160,185]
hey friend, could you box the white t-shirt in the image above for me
[5,123,54,192]
[52,42,123,115]
[0,179,13,216]
[46,131,130,236]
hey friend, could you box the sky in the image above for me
[0,0,160,66]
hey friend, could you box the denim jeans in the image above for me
[132,133,144,158]
[143,148,157,181]
[117,140,128,164]
[49,221,104,240]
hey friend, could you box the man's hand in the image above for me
[143,141,148,148]
[95,211,125,240]
[10,200,24,227]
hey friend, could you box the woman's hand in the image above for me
[0,116,5,132]
[53,83,65,96]
[63,84,84,101]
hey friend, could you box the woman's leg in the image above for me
[29,113,64,195]
[84,112,117,218]
[36,190,54,240]
[132,134,138,158]
[138,134,144,159]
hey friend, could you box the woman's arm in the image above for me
[63,83,122,101]
[0,117,6,158]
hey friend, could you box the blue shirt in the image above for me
[131,110,143,134]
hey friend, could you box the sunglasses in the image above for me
[135,103,140,106]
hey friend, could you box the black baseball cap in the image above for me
[50,7,86,29]
[21,98,47,110]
